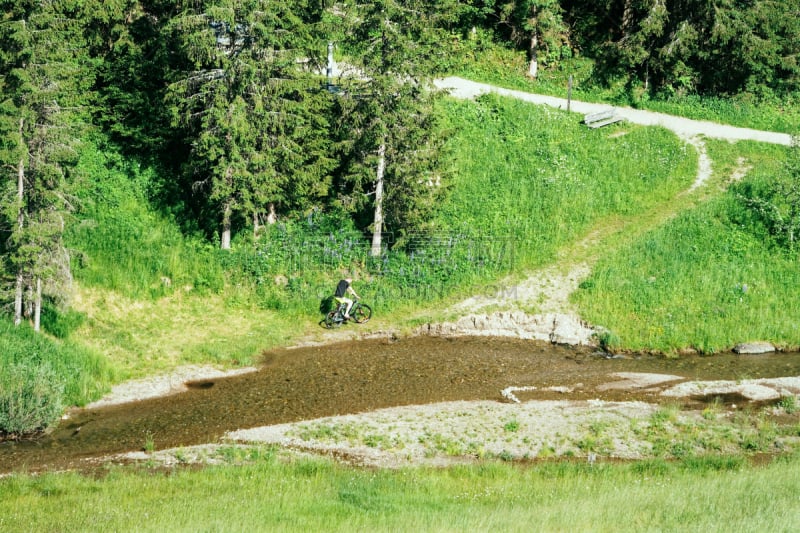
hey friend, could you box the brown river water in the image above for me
[3,336,800,474]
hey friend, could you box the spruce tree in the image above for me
[336,0,457,256]
[0,0,93,330]
[166,0,334,249]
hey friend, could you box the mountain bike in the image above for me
[324,299,372,329]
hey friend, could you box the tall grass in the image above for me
[72,287,305,379]
[223,214,517,317]
[573,141,800,353]
[0,362,63,436]
[69,211,225,298]
[0,319,113,434]
[66,140,225,299]
[1,451,799,531]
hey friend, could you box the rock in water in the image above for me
[733,342,775,355]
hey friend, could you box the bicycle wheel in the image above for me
[352,303,372,324]
[324,311,341,329]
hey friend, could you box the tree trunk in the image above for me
[221,201,232,250]
[14,132,24,326]
[253,203,277,238]
[14,273,23,326]
[370,141,386,257]
[33,277,42,332]
[527,8,539,79]
[622,0,634,38]
[528,32,539,79]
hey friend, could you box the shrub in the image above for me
[0,363,65,437]
[778,396,798,415]
[733,139,800,253]
[679,455,745,473]
[0,319,113,410]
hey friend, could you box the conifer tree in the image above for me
[336,0,456,256]
[704,0,800,97]
[0,0,93,330]
[567,0,799,97]
[166,0,334,249]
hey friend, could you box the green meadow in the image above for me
[573,140,799,354]
[2,450,800,532]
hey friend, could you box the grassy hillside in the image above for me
[573,140,799,353]
[57,94,698,386]
[436,95,694,268]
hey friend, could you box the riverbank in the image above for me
[5,444,800,533]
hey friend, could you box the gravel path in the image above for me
[434,77,793,146]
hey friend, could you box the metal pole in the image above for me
[567,75,573,113]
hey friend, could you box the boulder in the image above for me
[733,342,775,355]
[548,313,595,346]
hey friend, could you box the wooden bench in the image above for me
[583,109,624,128]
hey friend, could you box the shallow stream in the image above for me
[3,336,800,474]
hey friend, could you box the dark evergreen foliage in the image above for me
[563,0,800,98]
[0,0,95,325]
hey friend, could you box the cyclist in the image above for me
[334,277,359,320]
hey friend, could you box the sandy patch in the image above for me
[598,372,686,391]
[85,365,258,409]
[224,399,661,467]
